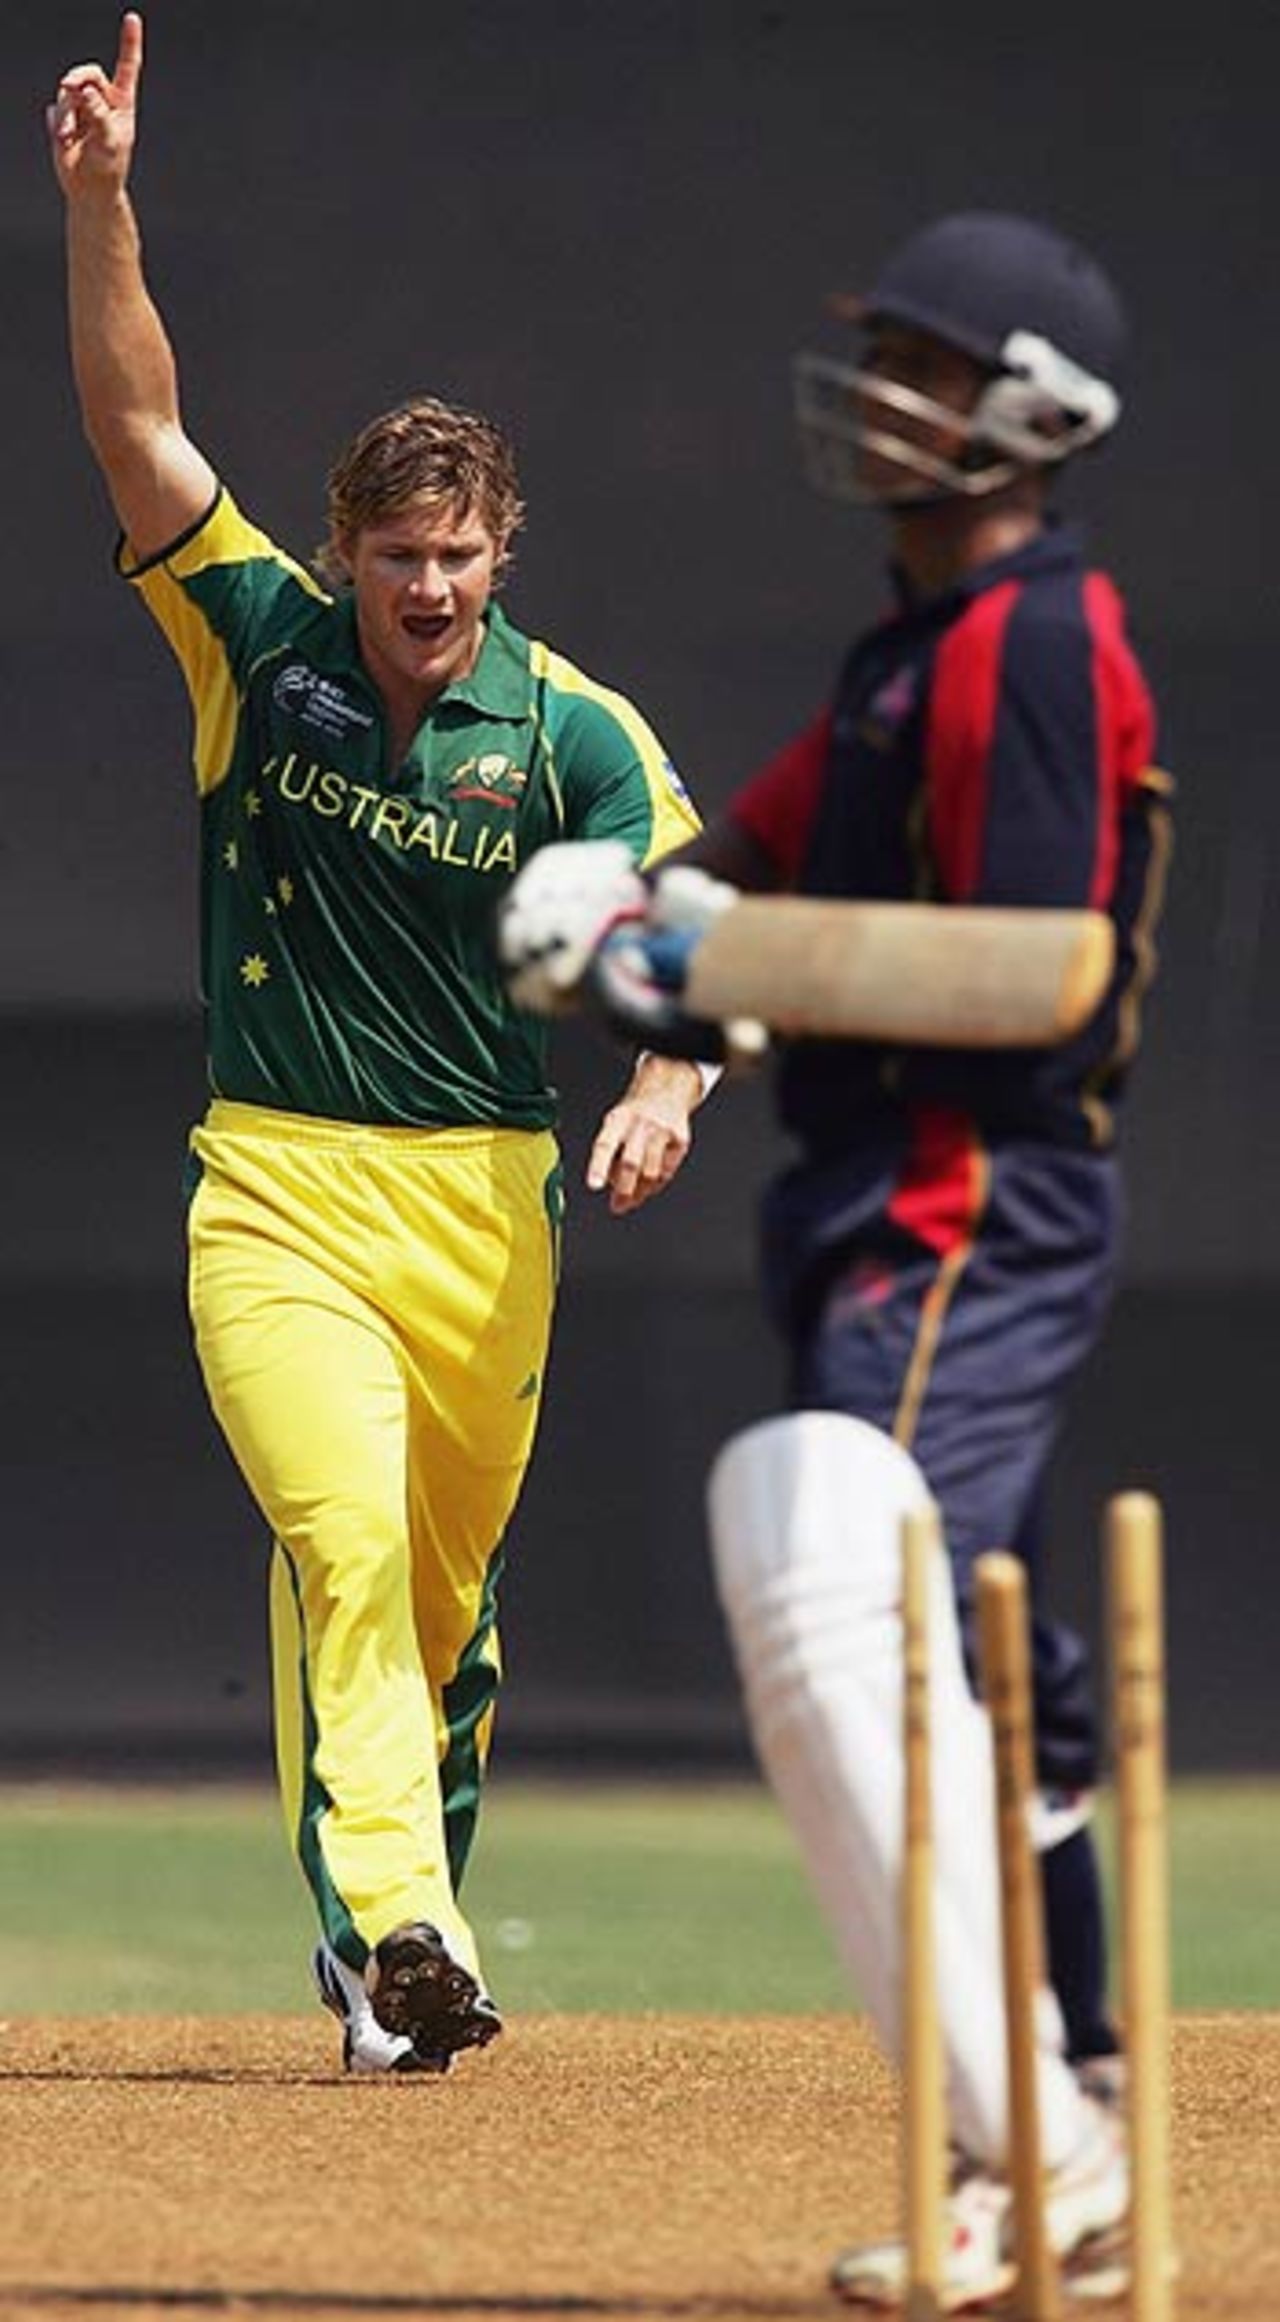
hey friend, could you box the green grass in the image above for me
[0,1775,1275,2017]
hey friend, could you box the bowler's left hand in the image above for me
[587,1053,706,1215]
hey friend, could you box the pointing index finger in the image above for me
[114,10,144,98]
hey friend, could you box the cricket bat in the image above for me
[682,898,1114,1048]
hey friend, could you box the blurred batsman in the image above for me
[49,14,711,2075]
[500,211,1173,2300]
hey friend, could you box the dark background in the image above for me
[4,2,1277,1776]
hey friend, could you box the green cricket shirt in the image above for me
[123,487,702,1128]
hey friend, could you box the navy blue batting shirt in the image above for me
[731,524,1171,1176]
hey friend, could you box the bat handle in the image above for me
[722,1016,771,1073]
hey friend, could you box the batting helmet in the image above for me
[794,210,1126,505]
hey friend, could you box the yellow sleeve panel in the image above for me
[120,488,328,796]
[531,639,702,868]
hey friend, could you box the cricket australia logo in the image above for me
[272,662,375,741]
[447,752,529,808]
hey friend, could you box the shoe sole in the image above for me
[830,2266,1017,2314]
[1059,2219,1151,2305]
[313,1944,451,2077]
[369,1924,503,2067]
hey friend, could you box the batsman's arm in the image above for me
[49,11,216,558]
[649,813,782,895]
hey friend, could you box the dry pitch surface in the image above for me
[2,2014,1276,2319]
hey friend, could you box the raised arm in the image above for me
[48,11,216,559]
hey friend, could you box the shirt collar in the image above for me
[440,599,533,720]
[890,518,1085,621]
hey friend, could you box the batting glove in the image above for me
[498,838,650,1014]
[587,866,768,1068]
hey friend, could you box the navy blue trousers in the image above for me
[761,1130,1123,2057]
[764,1132,1121,1788]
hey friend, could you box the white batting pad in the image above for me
[707,1411,1088,2168]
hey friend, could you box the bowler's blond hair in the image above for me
[315,396,526,585]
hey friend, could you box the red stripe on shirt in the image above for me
[887,1106,987,1259]
[1083,572,1156,909]
[924,581,1021,901]
[728,707,833,885]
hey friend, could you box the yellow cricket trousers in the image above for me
[187,1099,562,1980]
